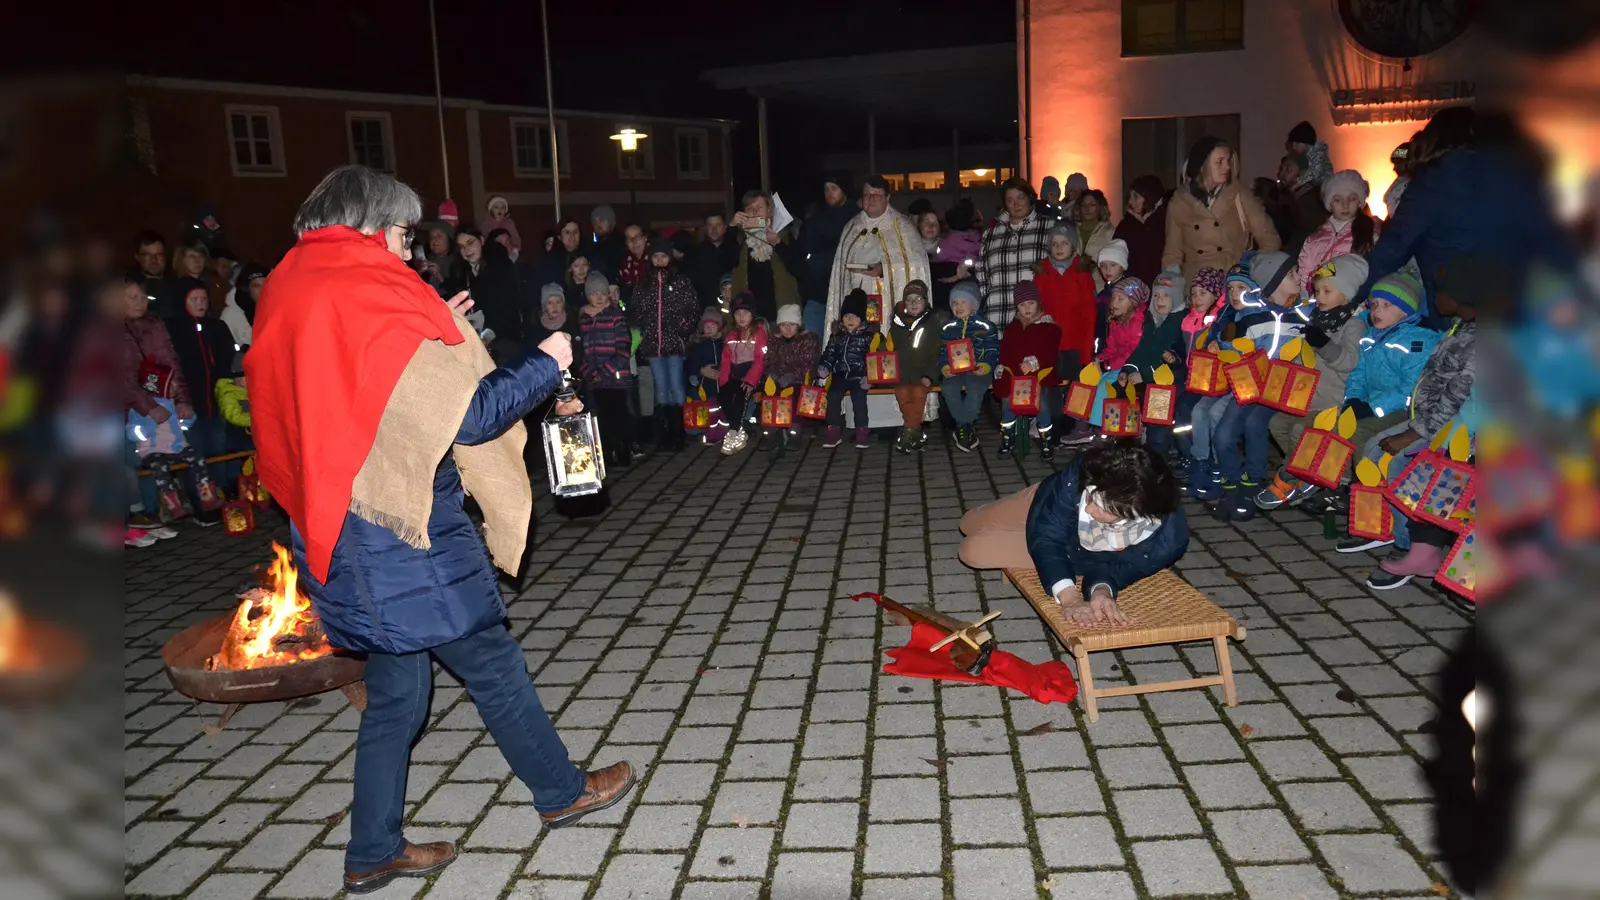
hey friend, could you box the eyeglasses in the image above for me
[393,225,417,249]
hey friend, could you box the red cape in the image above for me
[883,622,1080,705]
[243,227,464,582]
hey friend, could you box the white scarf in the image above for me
[1077,488,1161,552]
[744,229,774,263]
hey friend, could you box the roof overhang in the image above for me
[703,44,1016,133]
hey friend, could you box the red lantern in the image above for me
[1259,359,1321,416]
[683,397,712,431]
[1347,483,1393,542]
[1141,383,1178,426]
[1063,381,1097,421]
[864,293,884,325]
[1285,428,1354,489]
[1223,351,1269,405]
[1435,527,1506,607]
[1386,450,1475,534]
[1185,349,1228,396]
[1476,446,1553,535]
[867,350,900,385]
[1008,374,1041,416]
[222,499,256,536]
[945,338,976,375]
[797,382,828,421]
[1102,397,1140,437]
[760,394,795,428]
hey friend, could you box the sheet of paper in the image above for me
[770,193,795,233]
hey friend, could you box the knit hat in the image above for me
[584,270,611,297]
[438,200,459,224]
[1184,137,1227,184]
[700,306,725,327]
[1040,175,1061,196]
[731,291,756,314]
[1064,173,1089,192]
[842,288,869,321]
[949,280,981,312]
[648,235,674,256]
[1320,170,1371,209]
[1288,121,1317,146]
[1250,251,1299,300]
[1311,254,1369,302]
[1369,272,1424,318]
[1112,276,1150,307]
[1128,175,1166,207]
[1152,271,1187,311]
[1097,239,1130,269]
[1047,223,1076,247]
[590,205,616,227]
[946,199,977,232]
[1391,143,1410,162]
[903,279,929,302]
[1191,266,1225,301]
[718,272,734,289]
[1013,279,1041,307]
[540,282,566,304]
[776,304,803,326]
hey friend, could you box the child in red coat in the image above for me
[1032,224,1097,443]
[995,281,1063,460]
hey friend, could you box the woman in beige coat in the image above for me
[1162,137,1281,286]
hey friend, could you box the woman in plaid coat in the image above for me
[970,178,1054,329]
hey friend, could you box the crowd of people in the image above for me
[91,106,1589,608]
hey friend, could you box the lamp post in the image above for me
[609,127,648,225]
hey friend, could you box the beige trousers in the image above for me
[958,483,1041,571]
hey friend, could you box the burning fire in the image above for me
[0,590,33,672]
[212,543,331,670]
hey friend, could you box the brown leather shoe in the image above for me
[344,841,458,894]
[540,762,637,829]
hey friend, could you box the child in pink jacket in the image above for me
[1097,276,1149,370]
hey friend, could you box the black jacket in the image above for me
[466,246,525,344]
[163,313,236,419]
[683,237,740,305]
[800,201,859,302]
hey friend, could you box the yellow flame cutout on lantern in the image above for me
[1232,338,1255,353]
[1077,362,1102,385]
[1447,425,1472,462]
[1278,337,1303,361]
[1194,330,1209,350]
[1217,349,1242,364]
[1313,407,1339,431]
[1301,342,1316,367]
[1475,422,1513,462]
[1152,364,1174,386]
[1355,457,1383,487]
[1336,407,1357,439]
[780,386,795,397]
[1377,451,1394,479]
[764,377,777,397]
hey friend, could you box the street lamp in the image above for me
[609,128,649,224]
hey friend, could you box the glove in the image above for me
[1302,324,1329,349]
[1343,398,1375,420]
[940,365,952,377]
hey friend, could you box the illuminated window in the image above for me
[1123,0,1243,56]
[882,174,906,191]
[958,168,1001,188]
[907,171,946,191]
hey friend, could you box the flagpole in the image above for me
[429,0,450,198]
[541,0,561,221]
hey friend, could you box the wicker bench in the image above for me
[1003,569,1246,722]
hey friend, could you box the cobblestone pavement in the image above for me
[126,430,1474,899]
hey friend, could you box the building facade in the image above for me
[1021,0,1486,219]
[117,77,736,262]
[817,142,1020,218]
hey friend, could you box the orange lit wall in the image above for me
[1023,0,1482,219]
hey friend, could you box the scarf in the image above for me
[744,228,774,263]
[541,309,568,331]
[921,235,940,254]
[1077,488,1160,552]
[245,227,531,583]
[1311,301,1356,334]
[1049,257,1072,274]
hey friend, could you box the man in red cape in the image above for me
[246,166,635,894]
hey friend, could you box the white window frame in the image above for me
[674,127,709,180]
[616,124,655,180]
[346,111,395,173]
[224,104,286,177]
[510,116,570,178]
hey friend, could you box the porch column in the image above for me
[867,112,877,177]
[951,127,960,204]
[757,95,770,194]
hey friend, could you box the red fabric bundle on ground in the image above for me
[882,622,1079,705]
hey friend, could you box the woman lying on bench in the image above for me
[959,443,1188,626]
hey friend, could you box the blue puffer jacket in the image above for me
[817,327,874,380]
[1343,308,1439,419]
[290,349,562,655]
[1025,457,1189,601]
[938,314,1000,375]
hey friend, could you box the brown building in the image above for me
[110,76,736,263]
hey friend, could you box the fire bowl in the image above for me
[0,618,88,704]
[163,610,366,705]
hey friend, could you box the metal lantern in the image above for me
[542,375,606,497]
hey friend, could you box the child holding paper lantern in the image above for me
[817,289,875,449]
[763,304,820,452]
[1125,272,1189,455]
[716,293,769,455]
[685,307,726,444]
[994,281,1062,460]
[1207,252,1314,520]
[939,282,1000,453]
[888,282,945,454]
[1184,266,1261,496]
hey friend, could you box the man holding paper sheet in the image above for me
[730,189,804,323]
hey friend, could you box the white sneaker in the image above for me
[125,528,157,548]
[719,430,748,456]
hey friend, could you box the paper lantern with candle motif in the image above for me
[945,337,976,375]
[1062,362,1101,421]
[1223,350,1269,405]
[866,333,900,385]
[683,384,713,431]
[1101,382,1141,438]
[1348,456,1393,542]
[797,374,829,421]
[1185,347,1229,396]
[1387,424,1475,534]
[1474,424,1553,536]
[759,378,796,428]
[1006,365,1052,417]
[222,499,256,537]
[1141,364,1178,426]
[1260,337,1321,416]
[1285,406,1357,489]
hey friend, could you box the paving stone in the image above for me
[195,803,280,844]
[1044,870,1138,899]
[426,851,523,900]
[802,721,867,758]
[874,703,936,737]
[1279,780,1382,831]
[1368,694,1437,733]
[688,827,775,879]
[863,823,943,874]
[1113,788,1204,837]
[641,763,719,803]
[709,780,786,826]
[1314,833,1436,893]
[869,777,942,822]
[1162,723,1245,762]
[770,851,855,900]
[722,741,794,782]
[1235,863,1339,900]
[414,782,498,824]
[940,684,1006,718]
[1146,691,1222,724]
[1346,755,1430,800]
[528,826,617,876]
[1132,838,1233,896]
[1332,664,1417,696]
[870,737,939,776]
[1386,802,1440,856]
[266,848,344,898]
[782,801,860,849]
[126,821,192,866]
[1222,702,1307,738]
[738,708,802,742]
[809,690,871,721]
[949,796,1027,846]
[1250,740,1341,782]
[944,716,1013,755]
[188,872,274,900]
[947,754,1019,796]
[1025,769,1105,814]
[226,823,322,869]
[1096,746,1179,788]
[953,847,1036,900]
[1208,808,1312,861]
[662,726,733,762]
[126,846,227,896]
[793,758,864,799]
[861,876,946,900]
[1308,715,1403,754]
[467,805,548,849]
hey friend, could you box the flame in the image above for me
[0,591,21,670]
[217,543,330,669]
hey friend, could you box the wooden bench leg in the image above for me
[1073,646,1099,723]
[1214,636,1238,708]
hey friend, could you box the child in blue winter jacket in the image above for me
[939,280,1000,453]
[817,289,876,449]
[1341,272,1438,440]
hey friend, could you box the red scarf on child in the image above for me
[244,227,465,581]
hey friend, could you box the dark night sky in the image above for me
[47,0,1017,202]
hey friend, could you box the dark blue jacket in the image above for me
[1025,458,1189,601]
[1360,149,1578,326]
[290,349,562,655]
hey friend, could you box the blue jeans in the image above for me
[648,356,686,406]
[1187,394,1232,463]
[803,301,827,339]
[1001,397,1053,430]
[348,625,584,871]
[943,372,988,425]
[1213,401,1277,484]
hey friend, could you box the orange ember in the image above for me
[214,543,332,670]
[0,591,44,672]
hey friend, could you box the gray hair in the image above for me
[292,165,424,236]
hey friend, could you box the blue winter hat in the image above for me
[1369,272,1424,319]
[949,280,982,311]
[1041,175,1061,196]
